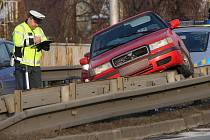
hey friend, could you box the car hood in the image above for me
[91,28,171,68]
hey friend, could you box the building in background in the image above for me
[0,0,18,39]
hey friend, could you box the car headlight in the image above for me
[93,62,112,75]
[82,64,90,70]
[149,37,173,51]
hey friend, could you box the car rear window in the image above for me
[176,31,209,52]
[0,43,10,64]
[91,12,167,58]
[5,42,14,54]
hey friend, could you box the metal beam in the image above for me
[41,66,82,81]
[1,75,210,135]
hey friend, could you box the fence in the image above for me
[41,43,90,67]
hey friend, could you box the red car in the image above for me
[80,11,193,82]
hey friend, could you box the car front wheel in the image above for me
[177,54,194,78]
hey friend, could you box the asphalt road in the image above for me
[156,128,210,140]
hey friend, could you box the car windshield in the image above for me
[91,12,168,58]
[176,31,209,52]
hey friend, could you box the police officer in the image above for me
[12,10,50,90]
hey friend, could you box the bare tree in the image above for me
[59,0,77,42]
[7,0,208,42]
[120,0,206,21]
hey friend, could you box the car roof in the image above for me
[174,25,210,32]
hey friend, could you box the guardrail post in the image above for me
[61,85,70,102]
[14,90,22,112]
[69,83,76,100]
[200,67,208,76]
[117,77,124,91]
[193,67,201,78]
[3,94,15,114]
[166,71,177,83]
[207,66,210,75]
[175,74,184,81]
[110,79,118,93]
[110,77,124,93]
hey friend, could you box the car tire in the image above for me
[177,53,194,78]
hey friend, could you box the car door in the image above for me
[0,41,15,94]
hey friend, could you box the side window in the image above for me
[0,43,10,63]
[176,31,208,52]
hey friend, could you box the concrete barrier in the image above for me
[42,110,210,140]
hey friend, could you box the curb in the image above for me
[201,110,210,124]
[41,119,186,140]
[184,113,204,128]
[120,119,186,139]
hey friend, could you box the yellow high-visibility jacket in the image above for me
[13,22,47,66]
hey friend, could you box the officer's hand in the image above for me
[37,48,42,52]
[43,44,50,51]
[34,36,41,44]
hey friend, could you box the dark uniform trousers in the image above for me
[14,63,41,90]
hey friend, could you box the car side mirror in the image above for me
[169,19,180,29]
[80,52,90,66]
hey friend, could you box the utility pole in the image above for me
[109,0,119,25]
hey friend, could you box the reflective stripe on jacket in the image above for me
[12,22,47,66]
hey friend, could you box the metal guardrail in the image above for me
[41,65,82,82]
[0,66,209,135]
